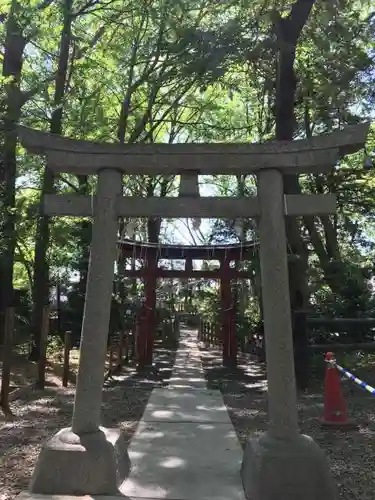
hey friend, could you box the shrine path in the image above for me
[120,326,246,500]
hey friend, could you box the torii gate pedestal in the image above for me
[18,123,369,500]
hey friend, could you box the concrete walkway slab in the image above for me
[17,327,246,500]
[142,387,231,423]
[167,329,210,391]
[167,377,207,390]
[121,421,244,500]
[120,327,246,500]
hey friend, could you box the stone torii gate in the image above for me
[18,123,369,500]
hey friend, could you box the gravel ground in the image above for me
[200,345,375,500]
[0,343,176,500]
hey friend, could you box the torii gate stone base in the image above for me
[18,123,369,500]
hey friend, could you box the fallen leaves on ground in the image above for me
[200,345,375,500]
[0,345,176,500]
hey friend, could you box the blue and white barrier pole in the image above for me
[326,355,375,396]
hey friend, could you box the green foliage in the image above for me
[1,0,375,344]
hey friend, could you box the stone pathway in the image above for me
[120,327,246,500]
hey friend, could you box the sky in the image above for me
[162,179,217,245]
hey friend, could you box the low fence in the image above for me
[104,329,137,382]
[0,309,180,416]
[0,308,139,416]
[198,321,220,347]
[198,320,254,353]
[0,306,52,415]
[198,315,375,356]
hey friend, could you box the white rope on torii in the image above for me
[116,237,259,251]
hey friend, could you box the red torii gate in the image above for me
[118,239,257,368]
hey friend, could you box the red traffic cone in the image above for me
[321,352,357,429]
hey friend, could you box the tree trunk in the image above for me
[77,176,90,298]
[302,110,347,294]
[0,0,27,341]
[274,0,316,390]
[30,0,73,360]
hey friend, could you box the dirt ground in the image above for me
[0,343,176,499]
[2,336,374,499]
[200,345,375,500]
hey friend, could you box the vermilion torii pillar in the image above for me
[220,258,237,367]
[142,248,157,367]
[18,123,369,499]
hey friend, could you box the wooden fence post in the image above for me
[0,307,15,414]
[135,323,141,362]
[162,323,167,343]
[117,331,124,372]
[37,305,50,389]
[62,331,71,387]
[124,331,129,363]
[240,335,245,352]
[131,327,136,359]
[129,328,134,360]
[108,340,114,376]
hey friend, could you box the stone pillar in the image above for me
[241,169,336,500]
[72,168,122,434]
[258,170,299,437]
[29,169,129,496]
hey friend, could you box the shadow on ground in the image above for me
[200,343,375,500]
[0,342,177,500]
[200,344,267,394]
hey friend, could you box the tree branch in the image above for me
[19,72,57,106]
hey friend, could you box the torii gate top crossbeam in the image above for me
[18,123,370,175]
